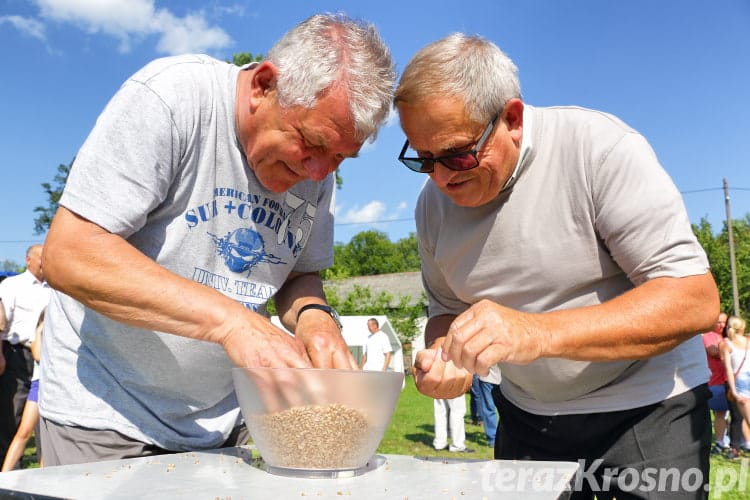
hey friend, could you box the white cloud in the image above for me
[0,15,46,41]
[213,4,248,17]
[30,0,233,54]
[153,11,231,55]
[336,200,387,224]
[336,200,410,227]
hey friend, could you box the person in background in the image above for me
[1,309,44,471]
[0,298,6,375]
[433,391,474,453]
[397,34,719,500]
[361,318,393,371]
[38,13,395,466]
[721,316,750,457]
[702,312,730,453]
[475,365,501,448]
[469,375,482,426]
[0,245,50,465]
[721,317,750,459]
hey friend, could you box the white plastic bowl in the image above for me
[232,367,404,477]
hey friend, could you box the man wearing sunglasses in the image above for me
[396,34,718,500]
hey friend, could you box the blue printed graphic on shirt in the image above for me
[209,228,286,276]
[183,187,319,312]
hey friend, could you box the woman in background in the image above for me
[721,316,750,441]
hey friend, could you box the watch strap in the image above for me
[297,304,342,330]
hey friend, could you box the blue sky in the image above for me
[1,0,749,266]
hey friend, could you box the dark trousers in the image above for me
[492,384,711,500]
[0,341,34,462]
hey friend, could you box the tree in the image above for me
[693,215,750,318]
[322,231,420,279]
[2,260,23,273]
[33,160,72,234]
[323,285,426,344]
[230,52,263,65]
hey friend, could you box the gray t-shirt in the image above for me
[417,105,710,415]
[40,55,336,450]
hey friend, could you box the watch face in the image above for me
[329,308,343,329]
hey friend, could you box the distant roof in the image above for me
[324,271,426,307]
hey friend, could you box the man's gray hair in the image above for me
[268,13,396,142]
[395,33,521,123]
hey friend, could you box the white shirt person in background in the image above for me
[361,318,393,371]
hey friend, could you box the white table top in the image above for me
[0,447,579,499]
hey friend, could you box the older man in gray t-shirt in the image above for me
[396,34,718,499]
[38,14,395,466]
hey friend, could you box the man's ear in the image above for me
[248,61,278,110]
[502,98,524,142]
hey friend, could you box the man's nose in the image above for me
[429,161,457,187]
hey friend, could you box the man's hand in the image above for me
[295,311,358,369]
[0,351,5,376]
[441,299,545,376]
[273,272,358,369]
[220,313,312,369]
[413,345,472,399]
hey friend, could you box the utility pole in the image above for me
[724,178,740,316]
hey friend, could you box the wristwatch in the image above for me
[297,304,343,331]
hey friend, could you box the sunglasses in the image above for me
[398,113,500,173]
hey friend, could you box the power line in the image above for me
[680,187,750,194]
[335,217,414,226]
[680,188,722,194]
[332,187,750,226]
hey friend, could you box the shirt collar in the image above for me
[500,104,534,192]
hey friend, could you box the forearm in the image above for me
[725,365,738,394]
[44,207,247,345]
[273,271,355,369]
[539,273,719,360]
[0,302,6,332]
[30,333,42,362]
[383,353,392,371]
[706,344,721,358]
[425,314,456,348]
[274,272,327,333]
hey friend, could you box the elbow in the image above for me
[41,242,64,292]
[695,273,721,333]
[41,235,77,294]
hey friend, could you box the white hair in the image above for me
[395,33,521,123]
[267,13,396,141]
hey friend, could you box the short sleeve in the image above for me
[60,79,180,237]
[592,133,709,285]
[290,175,335,273]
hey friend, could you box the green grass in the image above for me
[377,375,493,459]
[17,376,749,498]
